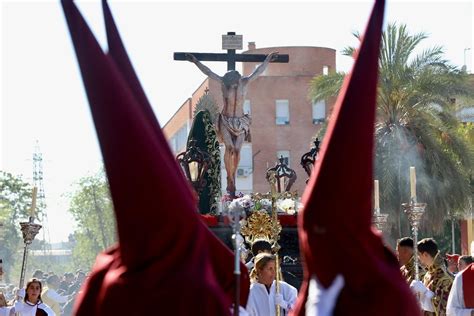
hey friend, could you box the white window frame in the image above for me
[276,150,290,166]
[312,100,326,124]
[275,100,290,125]
[323,65,329,75]
[243,99,251,115]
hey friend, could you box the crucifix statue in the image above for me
[174,32,289,197]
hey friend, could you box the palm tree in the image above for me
[310,23,474,238]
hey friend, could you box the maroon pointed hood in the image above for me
[292,0,421,315]
[100,0,250,305]
[61,0,243,314]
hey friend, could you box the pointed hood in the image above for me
[100,0,249,305]
[61,0,239,314]
[292,0,421,314]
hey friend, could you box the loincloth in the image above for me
[216,113,251,142]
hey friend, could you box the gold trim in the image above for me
[240,210,282,245]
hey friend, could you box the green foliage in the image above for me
[309,72,344,103]
[428,218,461,255]
[0,171,34,282]
[67,170,116,270]
[309,23,474,237]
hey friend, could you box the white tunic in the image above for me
[0,307,12,316]
[246,281,297,316]
[13,300,56,316]
[446,272,474,316]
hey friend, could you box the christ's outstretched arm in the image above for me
[245,51,279,82]
[185,53,222,82]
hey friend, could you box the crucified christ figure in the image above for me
[186,52,279,196]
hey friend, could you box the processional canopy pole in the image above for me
[19,187,42,289]
[267,171,282,316]
[260,157,297,316]
[226,196,251,316]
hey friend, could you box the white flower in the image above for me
[260,199,272,208]
[278,198,296,214]
[229,199,241,211]
[237,195,254,209]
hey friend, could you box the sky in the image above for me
[1,0,473,243]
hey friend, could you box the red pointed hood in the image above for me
[100,0,249,305]
[61,0,243,314]
[292,0,421,315]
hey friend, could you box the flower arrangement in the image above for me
[277,198,296,215]
[254,198,272,213]
[220,192,245,213]
[229,194,254,211]
[221,193,235,203]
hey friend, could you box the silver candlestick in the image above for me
[372,209,389,232]
[402,200,426,281]
[19,217,42,288]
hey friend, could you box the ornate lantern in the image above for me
[177,139,210,194]
[266,156,297,193]
[19,217,42,288]
[300,138,320,178]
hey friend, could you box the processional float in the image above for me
[239,156,297,316]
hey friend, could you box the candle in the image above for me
[374,180,380,213]
[30,187,38,217]
[410,167,416,201]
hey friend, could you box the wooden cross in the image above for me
[174,32,289,71]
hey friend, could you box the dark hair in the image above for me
[397,237,414,249]
[47,274,60,285]
[251,240,272,256]
[417,238,438,258]
[32,270,43,279]
[459,255,473,265]
[25,278,42,303]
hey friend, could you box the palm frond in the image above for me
[317,22,474,235]
[308,72,345,102]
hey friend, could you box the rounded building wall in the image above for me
[242,46,336,77]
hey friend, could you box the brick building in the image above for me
[163,43,336,196]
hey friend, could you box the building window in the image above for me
[323,66,329,75]
[312,100,326,124]
[277,150,290,166]
[170,124,188,153]
[243,100,251,115]
[276,100,290,125]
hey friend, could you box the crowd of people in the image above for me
[241,236,473,316]
[0,269,86,316]
[397,237,473,316]
[0,237,472,316]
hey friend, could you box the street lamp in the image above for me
[266,156,297,193]
[300,138,321,179]
[177,139,211,194]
